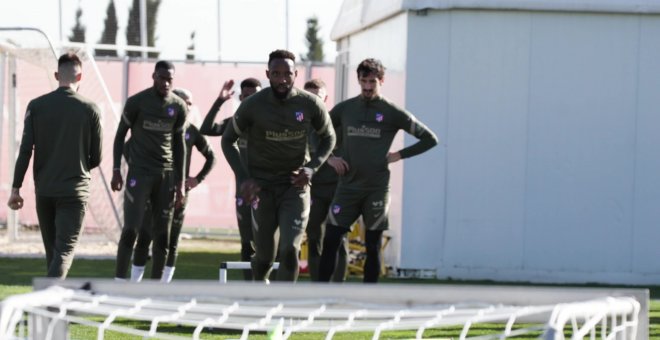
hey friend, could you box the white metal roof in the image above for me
[331,0,660,40]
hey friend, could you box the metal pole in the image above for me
[139,0,147,59]
[122,56,130,106]
[285,0,289,50]
[7,55,18,240]
[217,0,222,61]
[58,0,63,43]
[0,53,6,237]
[0,53,5,174]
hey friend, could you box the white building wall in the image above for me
[398,9,660,284]
[399,11,450,271]
[632,17,660,275]
[523,12,638,276]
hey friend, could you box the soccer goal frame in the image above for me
[0,27,122,244]
[0,278,646,339]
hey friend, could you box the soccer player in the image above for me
[200,77,262,280]
[7,52,103,278]
[130,88,216,282]
[111,60,187,281]
[221,49,336,282]
[302,79,348,282]
[319,58,439,283]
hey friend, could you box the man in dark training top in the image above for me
[8,52,103,279]
[221,49,336,282]
[130,88,216,282]
[319,58,438,283]
[302,78,348,282]
[200,77,261,280]
[111,60,188,281]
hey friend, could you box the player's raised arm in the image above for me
[200,80,234,136]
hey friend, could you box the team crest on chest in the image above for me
[129,178,137,187]
[295,111,304,122]
[376,112,383,122]
[167,106,175,117]
[236,197,244,207]
[332,204,341,214]
[185,132,190,140]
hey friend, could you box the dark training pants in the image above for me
[321,186,390,282]
[306,182,348,282]
[115,170,175,280]
[320,225,383,283]
[250,183,309,282]
[133,194,188,268]
[235,196,255,280]
[35,195,87,278]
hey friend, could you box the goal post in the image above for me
[0,27,122,244]
[3,278,643,340]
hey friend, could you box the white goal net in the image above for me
[0,279,647,340]
[0,27,122,245]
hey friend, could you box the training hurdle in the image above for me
[219,261,280,283]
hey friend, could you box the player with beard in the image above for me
[221,50,335,282]
[319,58,438,283]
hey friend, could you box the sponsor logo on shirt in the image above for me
[376,113,383,122]
[294,219,302,226]
[129,178,137,187]
[372,200,384,208]
[167,107,176,117]
[332,204,341,214]
[295,111,304,122]
[143,119,175,132]
[347,125,381,138]
[265,129,306,141]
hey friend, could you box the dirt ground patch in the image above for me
[0,230,240,258]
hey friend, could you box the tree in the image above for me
[126,0,162,58]
[68,6,86,43]
[301,16,324,62]
[96,0,118,57]
[186,31,195,61]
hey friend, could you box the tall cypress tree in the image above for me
[96,0,118,57]
[146,0,161,59]
[126,0,161,58]
[68,7,86,43]
[301,16,324,62]
[186,31,196,61]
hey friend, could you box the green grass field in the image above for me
[1,241,659,339]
